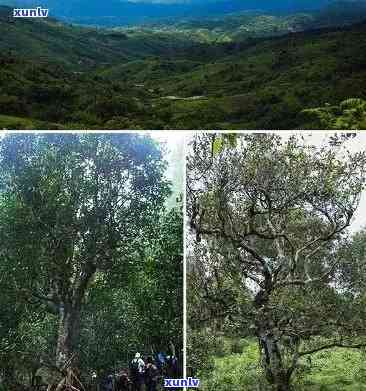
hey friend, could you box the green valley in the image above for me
[1,3,366,129]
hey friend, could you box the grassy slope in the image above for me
[0,114,60,129]
[199,340,366,391]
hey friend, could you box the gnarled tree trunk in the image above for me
[254,289,293,391]
[258,333,291,391]
[56,301,81,368]
[55,263,96,369]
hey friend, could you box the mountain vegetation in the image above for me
[0,2,366,129]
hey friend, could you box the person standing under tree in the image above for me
[115,371,131,391]
[130,353,145,391]
[145,357,159,391]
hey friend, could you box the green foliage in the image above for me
[0,114,60,130]
[126,205,183,353]
[188,133,366,390]
[0,134,182,386]
[128,2,366,44]
[302,98,366,129]
[198,341,264,391]
[297,348,366,390]
[1,5,366,129]
[212,134,238,156]
[187,329,222,375]
[199,341,366,391]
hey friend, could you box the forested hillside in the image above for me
[1,3,366,129]
[143,1,366,42]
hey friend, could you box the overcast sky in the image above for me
[150,131,184,207]
[282,132,366,233]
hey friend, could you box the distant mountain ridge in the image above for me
[0,0,335,25]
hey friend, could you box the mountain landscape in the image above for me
[0,0,366,129]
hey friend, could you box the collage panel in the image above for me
[187,132,366,391]
[0,132,184,391]
[0,1,366,130]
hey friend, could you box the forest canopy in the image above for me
[0,134,183,390]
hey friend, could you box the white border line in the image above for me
[1,129,352,134]
[183,133,187,387]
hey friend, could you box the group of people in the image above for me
[97,352,179,391]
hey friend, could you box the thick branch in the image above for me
[72,261,96,307]
[299,341,366,357]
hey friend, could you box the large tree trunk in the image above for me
[54,265,95,369]
[258,333,291,391]
[254,289,293,391]
[56,302,81,368]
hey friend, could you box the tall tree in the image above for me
[129,204,183,353]
[78,204,184,372]
[0,134,170,370]
[188,133,366,391]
